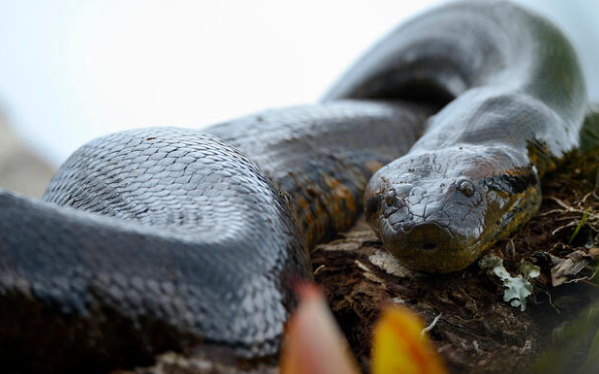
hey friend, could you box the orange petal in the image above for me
[372,306,448,374]
[280,283,360,374]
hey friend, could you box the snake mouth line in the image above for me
[371,201,491,273]
[379,213,457,249]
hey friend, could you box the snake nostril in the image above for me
[422,243,437,250]
[365,196,382,218]
[384,190,396,206]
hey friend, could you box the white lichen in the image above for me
[479,255,540,311]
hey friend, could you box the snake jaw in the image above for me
[382,223,476,273]
[374,197,484,273]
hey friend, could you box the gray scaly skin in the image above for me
[325,0,589,272]
[0,101,431,372]
[0,0,592,371]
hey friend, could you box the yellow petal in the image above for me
[372,306,448,374]
[280,283,360,374]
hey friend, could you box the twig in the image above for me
[420,313,443,339]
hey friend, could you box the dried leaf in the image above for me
[551,250,594,286]
[280,283,360,374]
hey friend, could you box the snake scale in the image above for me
[0,0,591,372]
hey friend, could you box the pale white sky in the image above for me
[0,0,597,166]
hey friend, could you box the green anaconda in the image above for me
[0,0,591,372]
[325,0,589,272]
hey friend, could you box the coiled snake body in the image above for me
[0,1,591,371]
[0,102,431,371]
[325,0,588,272]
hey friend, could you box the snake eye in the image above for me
[457,179,475,197]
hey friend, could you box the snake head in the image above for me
[364,145,541,273]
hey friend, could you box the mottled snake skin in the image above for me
[0,101,430,372]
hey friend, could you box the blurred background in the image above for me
[0,0,598,197]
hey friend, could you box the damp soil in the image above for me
[311,146,599,374]
[118,146,599,374]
